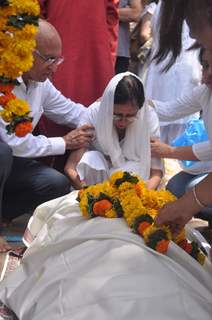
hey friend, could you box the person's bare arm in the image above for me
[146,168,163,190]
[118,0,142,22]
[139,12,152,44]
[155,172,212,233]
[64,148,87,190]
[151,139,199,160]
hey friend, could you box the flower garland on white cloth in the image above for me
[78,171,206,266]
[0,0,40,136]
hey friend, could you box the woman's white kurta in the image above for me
[144,0,201,142]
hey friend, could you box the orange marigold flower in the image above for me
[178,239,187,250]
[155,239,169,254]
[0,84,14,93]
[0,93,16,106]
[15,121,33,137]
[93,199,113,216]
[138,221,151,236]
[134,183,141,197]
[179,239,192,253]
[185,242,193,254]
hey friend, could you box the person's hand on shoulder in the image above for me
[63,125,94,150]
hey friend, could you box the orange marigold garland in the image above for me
[77,171,206,266]
[0,0,40,136]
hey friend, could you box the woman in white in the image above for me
[144,0,201,144]
[65,72,163,190]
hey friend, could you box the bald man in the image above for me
[0,20,93,244]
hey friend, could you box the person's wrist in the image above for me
[170,146,176,158]
[184,188,205,216]
[192,185,207,208]
[63,135,67,148]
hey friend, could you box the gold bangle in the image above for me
[192,186,206,208]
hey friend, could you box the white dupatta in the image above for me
[96,72,151,180]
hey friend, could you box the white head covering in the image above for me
[96,72,151,180]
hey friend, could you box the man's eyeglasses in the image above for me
[112,111,140,123]
[34,50,64,66]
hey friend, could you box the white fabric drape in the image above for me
[0,193,210,320]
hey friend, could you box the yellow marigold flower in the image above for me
[15,25,38,40]
[197,252,205,266]
[0,109,13,122]
[109,171,125,185]
[6,98,30,116]
[0,6,14,18]
[10,0,40,16]
[148,208,158,219]
[143,225,172,243]
[11,39,36,57]
[125,209,147,227]
[174,229,186,244]
[105,209,117,219]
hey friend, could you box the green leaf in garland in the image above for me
[87,194,96,218]
[112,198,124,217]
[8,14,39,29]
[114,171,139,187]
[0,76,19,85]
[146,229,169,250]
[0,0,9,7]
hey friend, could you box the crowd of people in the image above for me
[0,0,212,318]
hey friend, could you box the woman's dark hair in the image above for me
[154,0,212,71]
[114,75,145,109]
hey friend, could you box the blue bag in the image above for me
[171,119,208,167]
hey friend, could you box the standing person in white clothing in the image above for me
[64,72,163,190]
[0,20,93,229]
[144,0,201,144]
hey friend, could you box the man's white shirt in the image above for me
[0,78,87,157]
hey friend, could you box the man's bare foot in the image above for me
[0,236,12,253]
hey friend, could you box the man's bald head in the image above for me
[23,19,63,83]
[36,19,62,53]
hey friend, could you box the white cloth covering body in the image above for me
[76,72,163,185]
[0,192,211,320]
[0,78,86,157]
[154,84,212,175]
[144,0,201,144]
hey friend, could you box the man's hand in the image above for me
[63,125,94,150]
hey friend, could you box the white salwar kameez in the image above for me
[144,0,201,144]
[76,72,163,185]
[0,192,211,320]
